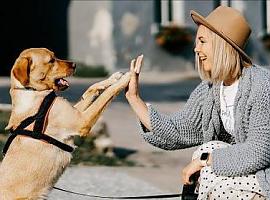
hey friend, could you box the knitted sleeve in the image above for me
[212,85,270,176]
[139,81,208,150]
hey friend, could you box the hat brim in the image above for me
[190,10,252,65]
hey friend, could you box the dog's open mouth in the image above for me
[55,78,69,90]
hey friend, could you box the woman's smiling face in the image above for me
[194,25,213,72]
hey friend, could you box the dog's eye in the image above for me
[49,58,55,63]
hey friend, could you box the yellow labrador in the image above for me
[0,48,130,199]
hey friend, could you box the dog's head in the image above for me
[11,48,76,91]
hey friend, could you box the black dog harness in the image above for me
[2,91,74,155]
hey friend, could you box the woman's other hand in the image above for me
[182,158,204,185]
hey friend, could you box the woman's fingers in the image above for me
[135,55,143,74]
[182,168,191,185]
[126,60,137,98]
[130,59,136,72]
[182,159,203,185]
[130,54,143,74]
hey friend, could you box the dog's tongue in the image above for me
[56,78,69,90]
[58,78,69,87]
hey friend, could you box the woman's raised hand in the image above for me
[125,55,151,130]
[125,55,143,100]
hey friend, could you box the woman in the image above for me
[125,6,270,200]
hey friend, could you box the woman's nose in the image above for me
[194,44,200,53]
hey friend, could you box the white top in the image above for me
[220,80,239,135]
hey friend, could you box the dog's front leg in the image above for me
[74,72,124,112]
[78,72,131,136]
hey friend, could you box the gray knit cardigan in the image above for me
[140,65,270,198]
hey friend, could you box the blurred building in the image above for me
[68,0,270,73]
[0,0,269,76]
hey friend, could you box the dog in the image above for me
[0,48,131,199]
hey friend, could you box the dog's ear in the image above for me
[12,57,31,86]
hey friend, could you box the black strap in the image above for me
[3,91,74,155]
[15,91,56,131]
[2,133,17,155]
[7,129,74,153]
[15,115,37,131]
[33,91,56,133]
[53,186,181,199]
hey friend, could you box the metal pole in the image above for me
[168,0,172,22]
[228,0,231,7]
[262,0,267,34]
[213,0,221,9]
[154,0,161,24]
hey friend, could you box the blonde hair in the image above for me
[196,26,246,83]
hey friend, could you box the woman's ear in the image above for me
[11,57,30,86]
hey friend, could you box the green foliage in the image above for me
[261,33,270,51]
[0,111,10,133]
[0,140,5,160]
[74,63,109,78]
[71,135,136,166]
[155,25,194,54]
[0,111,10,160]
[0,112,136,166]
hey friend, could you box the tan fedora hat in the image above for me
[190,5,252,65]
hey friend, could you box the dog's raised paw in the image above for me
[110,71,124,80]
[115,72,131,88]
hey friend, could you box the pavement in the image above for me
[48,100,197,199]
[0,70,201,199]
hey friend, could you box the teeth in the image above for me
[199,57,207,61]
[57,78,69,86]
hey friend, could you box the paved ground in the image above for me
[49,166,180,200]
[0,70,201,199]
[48,101,197,199]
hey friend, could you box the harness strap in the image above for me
[2,134,17,155]
[14,91,56,131]
[2,91,74,155]
[15,115,37,131]
[7,129,74,153]
[33,91,56,133]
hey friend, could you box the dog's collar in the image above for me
[2,91,74,155]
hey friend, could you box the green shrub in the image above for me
[74,63,109,78]
[155,25,194,55]
[0,111,10,134]
[0,113,136,166]
[71,135,136,166]
[0,111,10,160]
